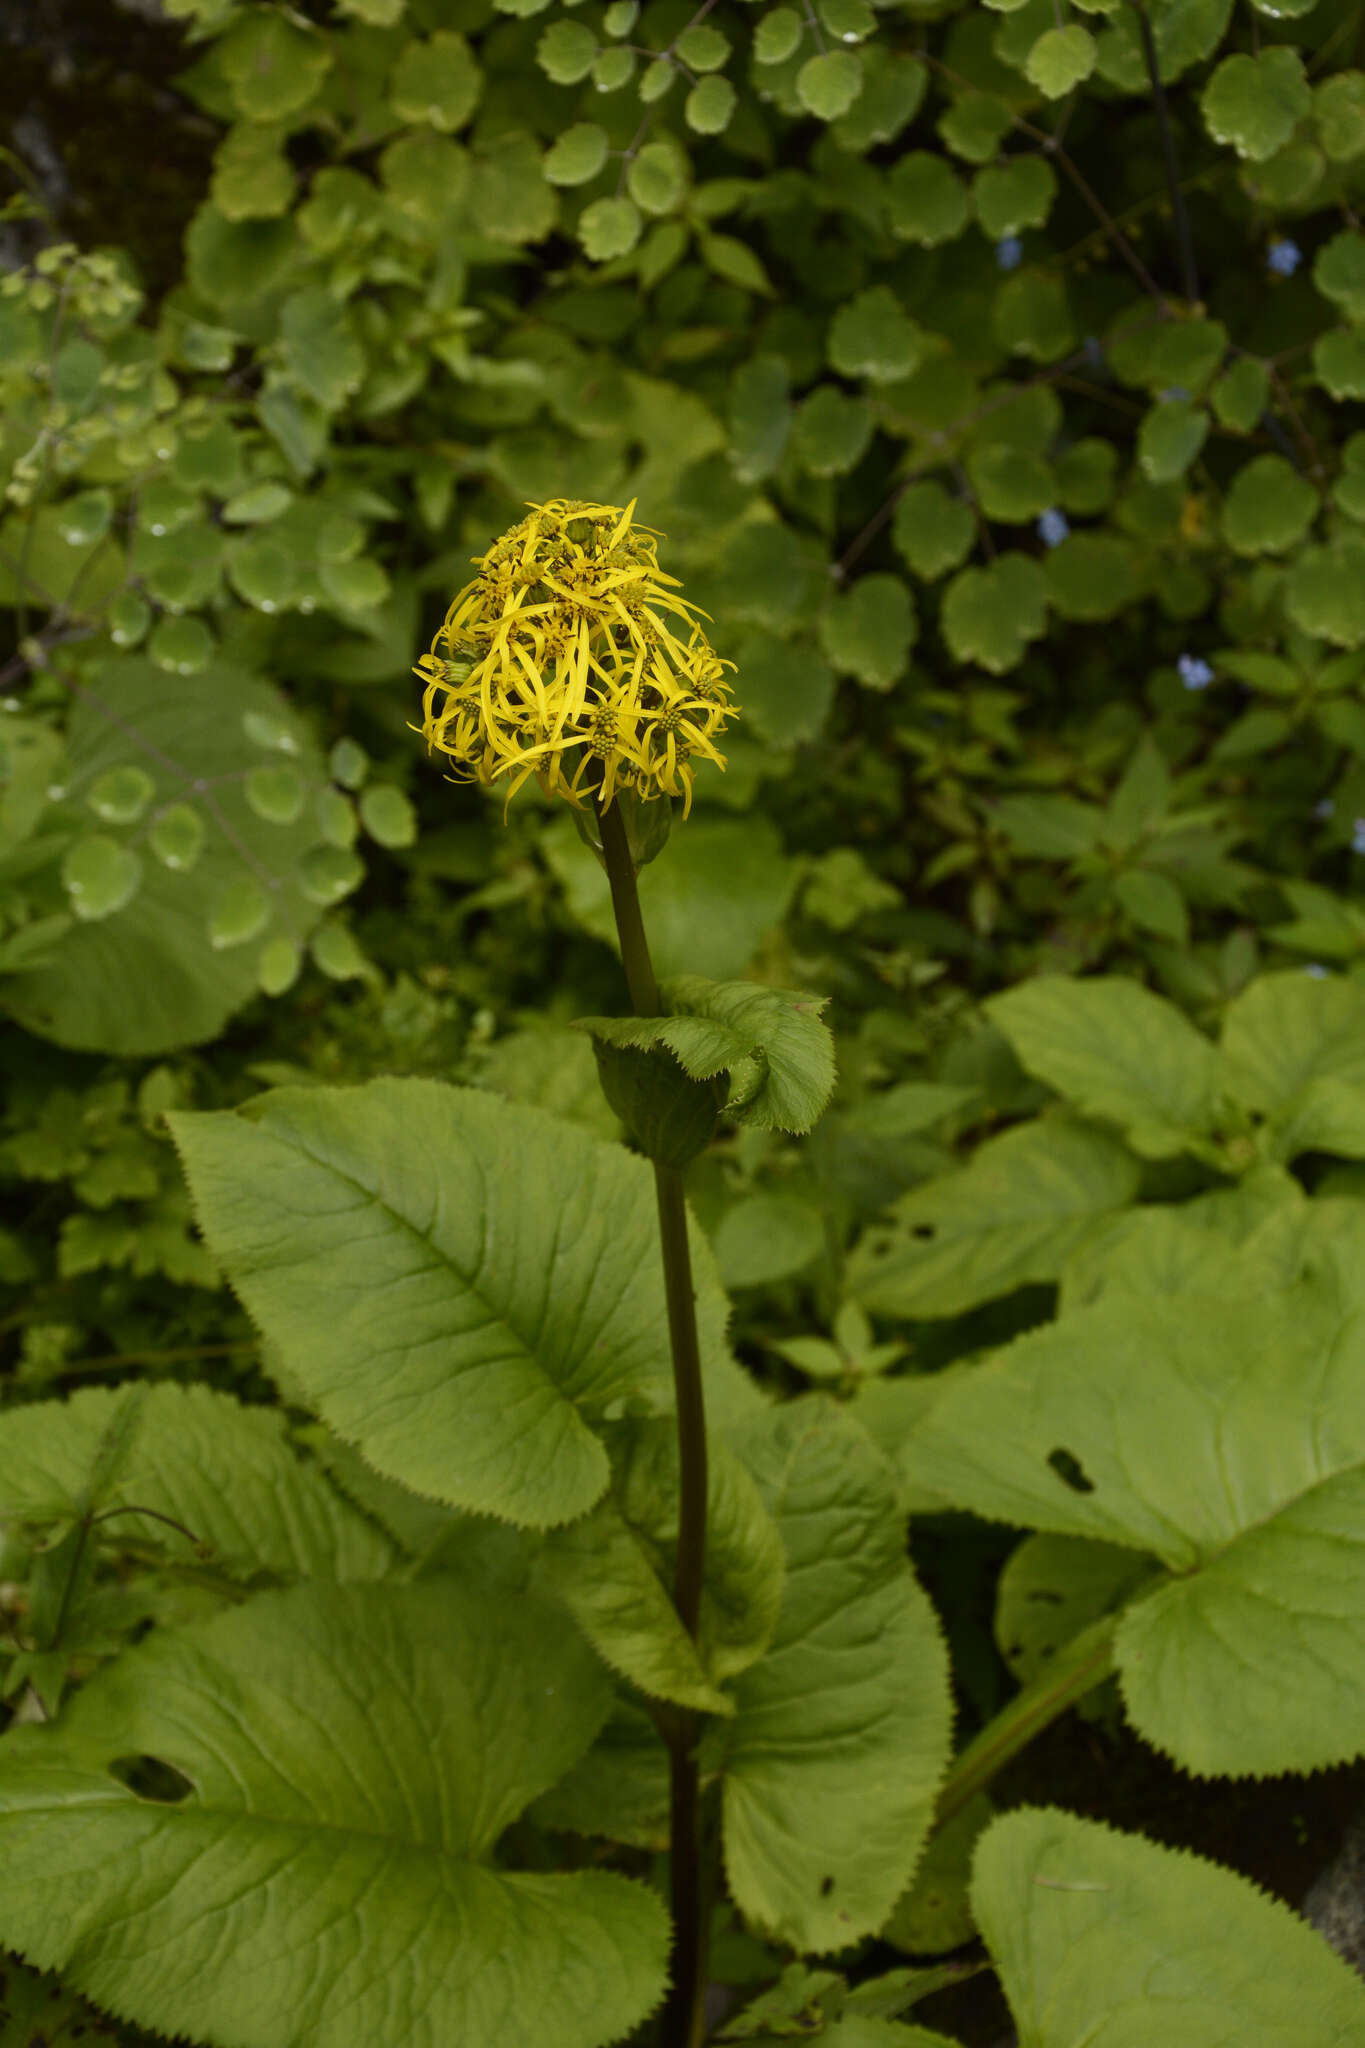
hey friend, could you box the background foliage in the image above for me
[5,0,1365,2037]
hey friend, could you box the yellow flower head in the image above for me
[415,497,738,817]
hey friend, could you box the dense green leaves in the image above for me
[169,1081,743,1528]
[0,1582,668,2048]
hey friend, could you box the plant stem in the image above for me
[1130,0,1200,305]
[595,792,710,2048]
[934,1615,1118,1828]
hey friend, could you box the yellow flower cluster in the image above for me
[415,497,737,815]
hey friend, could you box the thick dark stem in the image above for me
[1131,0,1200,305]
[595,793,710,2048]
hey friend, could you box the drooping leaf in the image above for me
[973,1808,1365,2043]
[0,1582,668,2048]
[169,1080,748,1530]
[720,1402,953,1951]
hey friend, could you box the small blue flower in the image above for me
[1305,962,1329,978]
[1352,818,1365,856]
[1036,507,1069,548]
[1267,237,1302,278]
[996,236,1023,272]
[1159,386,1191,404]
[1314,797,1336,821]
[1178,653,1214,691]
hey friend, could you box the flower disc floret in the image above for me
[415,497,738,815]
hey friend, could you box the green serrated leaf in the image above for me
[973,155,1058,237]
[542,121,609,187]
[828,286,925,383]
[167,1081,743,1528]
[1221,452,1319,554]
[577,975,835,1134]
[848,1119,1140,1319]
[579,195,642,260]
[389,30,481,130]
[721,1402,952,1952]
[987,975,1216,1156]
[537,19,597,83]
[0,1580,669,2048]
[974,1809,1365,2042]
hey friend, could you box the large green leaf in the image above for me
[5,659,330,1055]
[973,1808,1365,2045]
[719,1403,952,1950]
[987,975,1218,1156]
[906,1280,1365,1772]
[848,1119,1140,1319]
[169,1081,750,1530]
[538,1419,785,1714]
[0,1581,667,2048]
[1220,970,1365,1113]
[0,1384,393,1582]
[576,975,835,1135]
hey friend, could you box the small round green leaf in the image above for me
[685,75,737,132]
[148,615,215,675]
[973,156,1057,238]
[627,142,686,215]
[543,123,609,187]
[86,767,155,825]
[243,709,300,755]
[827,286,924,383]
[818,574,916,691]
[578,196,643,260]
[1202,48,1311,161]
[228,535,300,614]
[1315,71,1365,161]
[1137,397,1209,482]
[389,31,482,131]
[299,844,364,906]
[792,385,874,477]
[1025,24,1096,98]
[149,804,206,873]
[1285,540,1365,646]
[209,877,272,951]
[310,922,368,979]
[591,46,635,91]
[222,481,293,525]
[796,50,862,119]
[1315,327,1365,400]
[328,738,369,790]
[258,936,302,996]
[942,553,1049,673]
[1221,453,1319,554]
[755,7,802,63]
[108,592,151,649]
[1314,229,1365,321]
[62,835,142,920]
[675,23,729,70]
[56,490,112,546]
[359,785,417,848]
[315,787,359,849]
[246,763,307,826]
[886,153,970,245]
[537,20,596,84]
[892,481,976,580]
